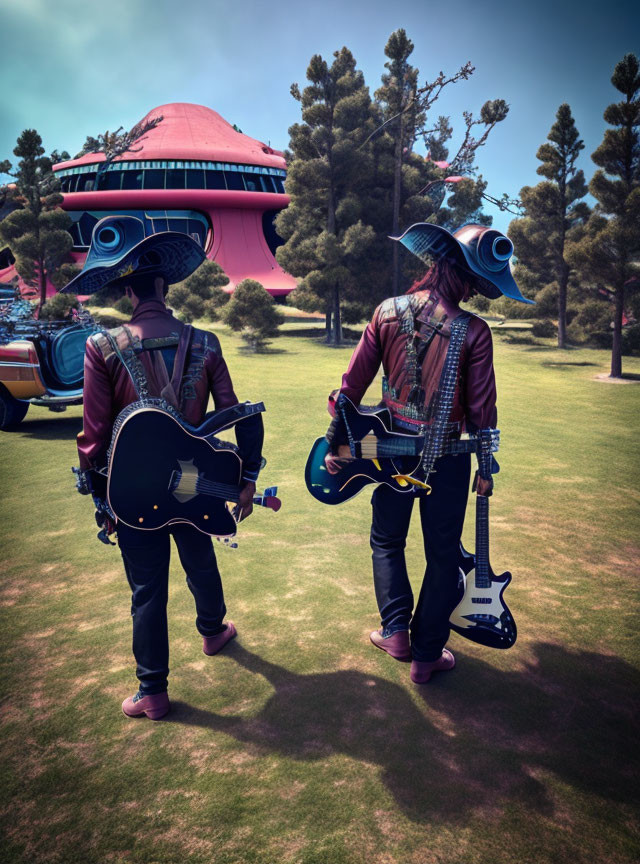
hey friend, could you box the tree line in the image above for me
[0,34,638,376]
[277,37,639,378]
[495,53,639,378]
[275,30,510,344]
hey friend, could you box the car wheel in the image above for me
[0,384,29,430]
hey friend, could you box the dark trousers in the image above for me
[118,522,227,694]
[370,453,471,662]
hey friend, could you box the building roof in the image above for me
[54,103,286,172]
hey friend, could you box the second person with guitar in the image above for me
[323,223,533,683]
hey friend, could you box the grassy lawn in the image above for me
[1,320,639,864]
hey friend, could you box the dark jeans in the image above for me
[118,522,227,694]
[370,453,471,662]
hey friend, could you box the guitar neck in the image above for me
[172,472,279,510]
[475,486,491,588]
[360,433,476,460]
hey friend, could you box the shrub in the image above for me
[167,260,230,323]
[622,324,640,355]
[222,279,283,352]
[114,295,133,315]
[39,292,79,320]
[531,319,556,338]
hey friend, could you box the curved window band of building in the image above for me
[57,160,287,195]
[67,210,210,250]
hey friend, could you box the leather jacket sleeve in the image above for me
[327,312,382,418]
[463,319,498,431]
[206,349,264,483]
[77,337,114,471]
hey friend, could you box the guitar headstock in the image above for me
[253,486,282,512]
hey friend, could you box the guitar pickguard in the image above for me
[172,459,199,503]
[449,570,511,630]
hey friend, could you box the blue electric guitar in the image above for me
[305,395,481,505]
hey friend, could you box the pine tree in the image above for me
[0,130,76,310]
[569,54,640,376]
[275,48,377,344]
[222,279,283,352]
[374,30,424,296]
[167,260,230,323]
[509,104,589,346]
[366,31,508,297]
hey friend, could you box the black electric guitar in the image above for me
[305,395,482,505]
[449,433,517,649]
[107,401,280,537]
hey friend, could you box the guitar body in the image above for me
[450,549,517,649]
[108,405,242,537]
[305,399,426,506]
[305,436,422,505]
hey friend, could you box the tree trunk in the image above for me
[332,285,342,345]
[391,116,404,297]
[325,310,332,343]
[610,282,624,378]
[557,262,568,349]
[37,257,47,316]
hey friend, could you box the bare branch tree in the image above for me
[78,115,164,173]
[360,61,475,151]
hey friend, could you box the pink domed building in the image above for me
[46,103,296,297]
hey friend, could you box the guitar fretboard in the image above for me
[172,473,242,502]
[475,432,494,587]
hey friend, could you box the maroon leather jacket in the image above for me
[328,289,497,433]
[77,299,262,481]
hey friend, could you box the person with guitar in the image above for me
[63,216,264,720]
[323,223,532,684]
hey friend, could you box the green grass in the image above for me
[1,322,639,864]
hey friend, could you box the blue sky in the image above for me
[1,0,638,234]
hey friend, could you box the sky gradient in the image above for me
[1,0,638,234]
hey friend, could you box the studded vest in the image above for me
[376,290,465,429]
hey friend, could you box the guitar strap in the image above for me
[98,325,195,414]
[419,313,471,483]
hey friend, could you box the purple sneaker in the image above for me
[370,629,411,661]
[410,649,456,684]
[122,690,170,720]
[203,621,237,656]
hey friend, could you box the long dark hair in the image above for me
[407,258,474,305]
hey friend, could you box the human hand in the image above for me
[324,446,354,475]
[476,475,493,497]
[234,481,255,522]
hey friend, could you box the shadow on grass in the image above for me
[166,641,639,824]
[281,327,363,342]
[235,345,292,355]
[540,361,598,368]
[10,414,83,441]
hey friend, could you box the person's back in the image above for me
[323,221,533,685]
[65,215,263,720]
[327,260,497,446]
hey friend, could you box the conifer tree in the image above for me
[374,30,424,296]
[569,54,640,376]
[167,260,230,323]
[0,130,76,310]
[367,30,508,295]
[509,104,589,347]
[275,48,377,343]
[222,279,283,352]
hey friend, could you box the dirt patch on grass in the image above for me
[594,373,640,383]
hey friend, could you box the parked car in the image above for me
[0,302,99,430]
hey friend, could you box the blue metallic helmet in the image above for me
[61,214,206,295]
[393,222,534,304]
